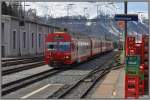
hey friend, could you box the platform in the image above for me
[91,67,125,99]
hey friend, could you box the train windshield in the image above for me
[47,42,57,51]
[47,42,70,51]
[59,42,70,51]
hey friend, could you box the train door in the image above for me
[77,39,81,63]
[90,39,92,56]
[71,40,77,62]
[77,38,84,63]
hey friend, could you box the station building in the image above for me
[1,15,61,57]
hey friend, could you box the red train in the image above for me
[45,31,114,68]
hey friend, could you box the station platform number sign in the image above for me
[114,14,138,21]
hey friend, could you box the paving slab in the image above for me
[22,84,64,99]
[2,65,52,85]
[92,68,124,99]
[113,68,125,98]
[3,81,64,99]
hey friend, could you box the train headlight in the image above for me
[66,56,69,59]
[64,55,69,59]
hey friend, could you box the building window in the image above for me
[39,34,41,48]
[32,33,34,48]
[1,23,4,43]
[23,32,26,48]
[13,31,16,49]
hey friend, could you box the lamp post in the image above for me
[84,7,88,18]
[104,2,116,17]
[66,4,75,17]
[96,5,101,18]
[107,2,116,17]
[18,1,30,56]
[124,0,128,56]
[96,5,98,18]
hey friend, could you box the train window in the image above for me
[48,44,54,49]
[46,42,70,52]
[47,42,57,50]
[13,31,16,49]
[78,42,81,46]
[59,42,70,51]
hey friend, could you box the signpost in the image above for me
[114,13,138,57]
[114,1,140,98]
[114,13,138,59]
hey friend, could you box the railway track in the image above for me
[2,51,120,97]
[2,56,45,75]
[2,55,43,62]
[48,51,121,99]
[2,61,45,76]
[2,69,63,96]
[2,56,44,67]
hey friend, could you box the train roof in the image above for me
[53,30,90,39]
[49,31,112,42]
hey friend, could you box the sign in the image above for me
[117,21,125,29]
[126,56,140,66]
[54,35,64,40]
[114,14,138,21]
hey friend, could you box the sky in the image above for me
[117,2,148,16]
[24,2,148,19]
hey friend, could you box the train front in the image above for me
[45,32,71,68]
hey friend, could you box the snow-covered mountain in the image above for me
[25,2,148,41]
